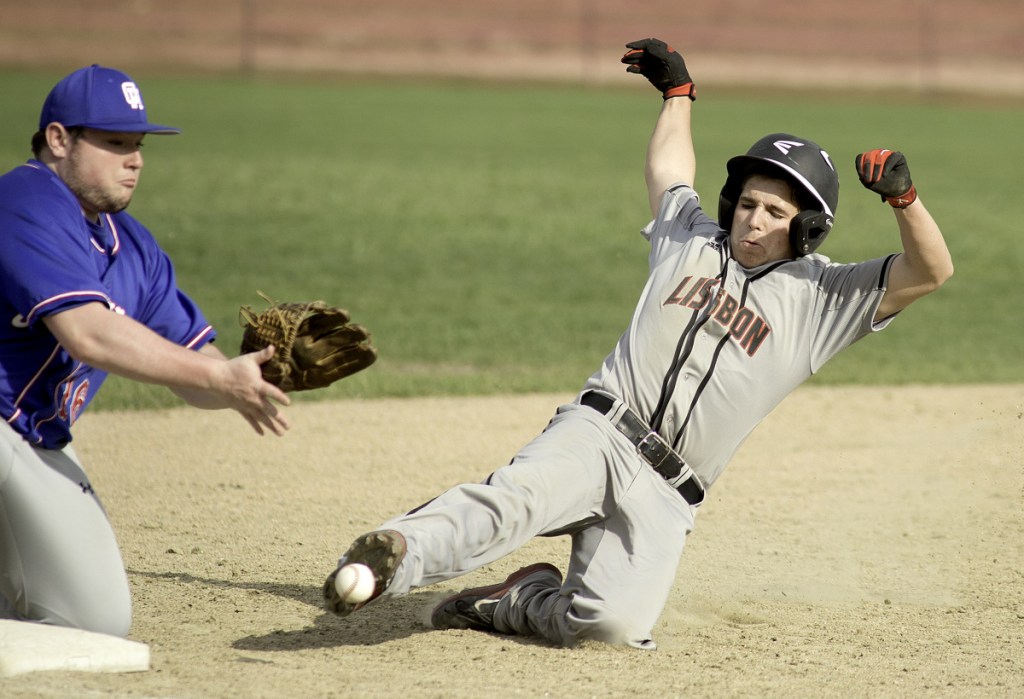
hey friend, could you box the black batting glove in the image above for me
[856,149,918,209]
[621,38,696,101]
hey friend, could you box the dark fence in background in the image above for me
[1,0,1021,95]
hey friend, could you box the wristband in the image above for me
[663,83,696,101]
[885,184,917,209]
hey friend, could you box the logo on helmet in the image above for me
[819,149,836,173]
[772,140,805,155]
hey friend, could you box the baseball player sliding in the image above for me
[323,38,953,649]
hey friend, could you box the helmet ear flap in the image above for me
[790,211,834,256]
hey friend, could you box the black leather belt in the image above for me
[580,390,705,506]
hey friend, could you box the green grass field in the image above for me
[2,70,1021,409]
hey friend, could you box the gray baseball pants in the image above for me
[376,402,697,649]
[0,421,131,636]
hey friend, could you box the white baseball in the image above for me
[334,563,376,604]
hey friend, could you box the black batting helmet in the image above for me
[718,133,839,256]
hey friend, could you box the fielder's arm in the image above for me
[43,302,290,435]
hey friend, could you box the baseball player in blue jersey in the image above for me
[322,39,953,649]
[0,65,291,637]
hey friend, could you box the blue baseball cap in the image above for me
[39,64,180,134]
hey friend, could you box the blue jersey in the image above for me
[0,161,215,449]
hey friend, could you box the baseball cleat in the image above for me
[431,562,562,632]
[323,529,407,617]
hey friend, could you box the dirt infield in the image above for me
[3,385,1022,697]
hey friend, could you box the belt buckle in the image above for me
[636,431,676,474]
[635,429,705,507]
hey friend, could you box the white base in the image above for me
[0,619,150,677]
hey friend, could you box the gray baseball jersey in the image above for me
[359,182,898,648]
[584,183,898,487]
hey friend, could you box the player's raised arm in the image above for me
[855,149,954,321]
[621,38,697,217]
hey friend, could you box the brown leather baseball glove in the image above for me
[239,292,377,392]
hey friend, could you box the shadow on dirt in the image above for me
[127,567,488,650]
